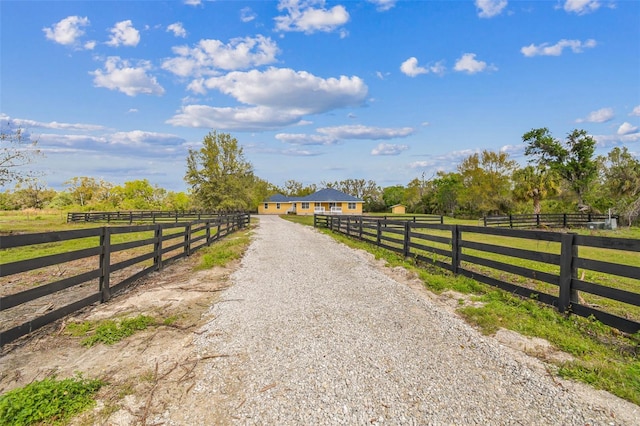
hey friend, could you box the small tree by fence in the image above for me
[0,213,250,346]
[315,214,640,334]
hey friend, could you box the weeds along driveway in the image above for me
[159,215,637,425]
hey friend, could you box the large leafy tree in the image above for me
[599,146,640,225]
[523,128,597,210]
[512,165,559,214]
[457,150,516,216]
[64,176,101,207]
[1,124,41,187]
[429,171,463,216]
[185,131,254,211]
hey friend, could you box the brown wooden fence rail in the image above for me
[315,214,640,334]
[67,210,225,224]
[0,213,250,346]
[483,213,618,228]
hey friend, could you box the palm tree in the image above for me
[512,165,559,214]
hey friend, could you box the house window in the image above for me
[264,203,268,210]
[276,203,281,209]
[302,202,310,209]
[348,202,356,210]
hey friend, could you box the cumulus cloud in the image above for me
[169,67,367,131]
[162,35,279,77]
[195,67,367,112]
[106,20,140,47]
[110,130,185,147]
[453,53,496,74]
[240,7,257,22]
[521,39,596,57]
[184,0,202,5]
[617,122,639,135]
[275,0,350,34]
[371,143,409,155]
[475,0,508,18]
[400,57,445,77]
[367,0,397,11]
[166,105,304,131]
[167,22,187,38]
[91,57,165,96]
[409,149,479,170]
[43,16,90,46]
[630,106,640,116]
[563,0,601,15]
[317,124,414,140]
[275,133,337,145]
[576,107,614,123]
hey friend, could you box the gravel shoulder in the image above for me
[159,215,638,425]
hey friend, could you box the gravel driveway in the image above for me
[184,215,633,425]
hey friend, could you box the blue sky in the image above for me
[1,0,639,192]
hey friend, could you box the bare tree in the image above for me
[0,124,41,187]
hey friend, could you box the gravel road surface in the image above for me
[181,215,634,425]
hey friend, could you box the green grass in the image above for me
[292,213,640,405]
[0,374,104,426]
[66,315,155,347]
[195,227,253,269]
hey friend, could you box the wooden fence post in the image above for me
[376,220,381,246]
[99,227,111,302]
[184,224,191,256]
[403,221,411,258]
[154,224,163,270]
[359,216,363,240]
[451,225,460,274]
[205,221,211,245]
[558,233,577,312]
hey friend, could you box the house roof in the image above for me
[302,188,362,202]
[264,188,363,203]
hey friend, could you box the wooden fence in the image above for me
[483,213,618,228]
[315,214,640,334]
[0,213,250,346]
[67,210,224,224]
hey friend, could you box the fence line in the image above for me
[0,213,250,346]
[483,213,618,228]
[66,210,226,224]
[315,214,640,334]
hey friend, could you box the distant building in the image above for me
[390,204,406,214]
[258,188,363,215]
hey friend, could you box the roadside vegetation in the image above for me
[0,374,104,426]
[282,214,640,405]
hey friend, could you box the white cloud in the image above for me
[275,133,337,145]
[84,40,97,50]
[475,0,508,18]
[167,22,187,38]
[91,57,165,96]
[110,130,185,147]
[195,67,367,113]
[275,0,350,34]
[400,57,445,77]
[166,105,303,131]
[240,7,257,22]
[576,107,614,123]
[409,149,479,170]
[367,0,397,12]
[453,53,496,74]
[630,106,640,116]
[400,57,427,77]
[563,0,601,15]
[521,39,596,57]
[371,143,409,155]
[0,114,105,131]
[183,0,201,5]
[162,35,279,77]
[43,16,90,46]
[617,122,639,135]
[106,20,140,47]
[317,124,414,140]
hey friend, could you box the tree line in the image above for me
[2,126,639,225]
